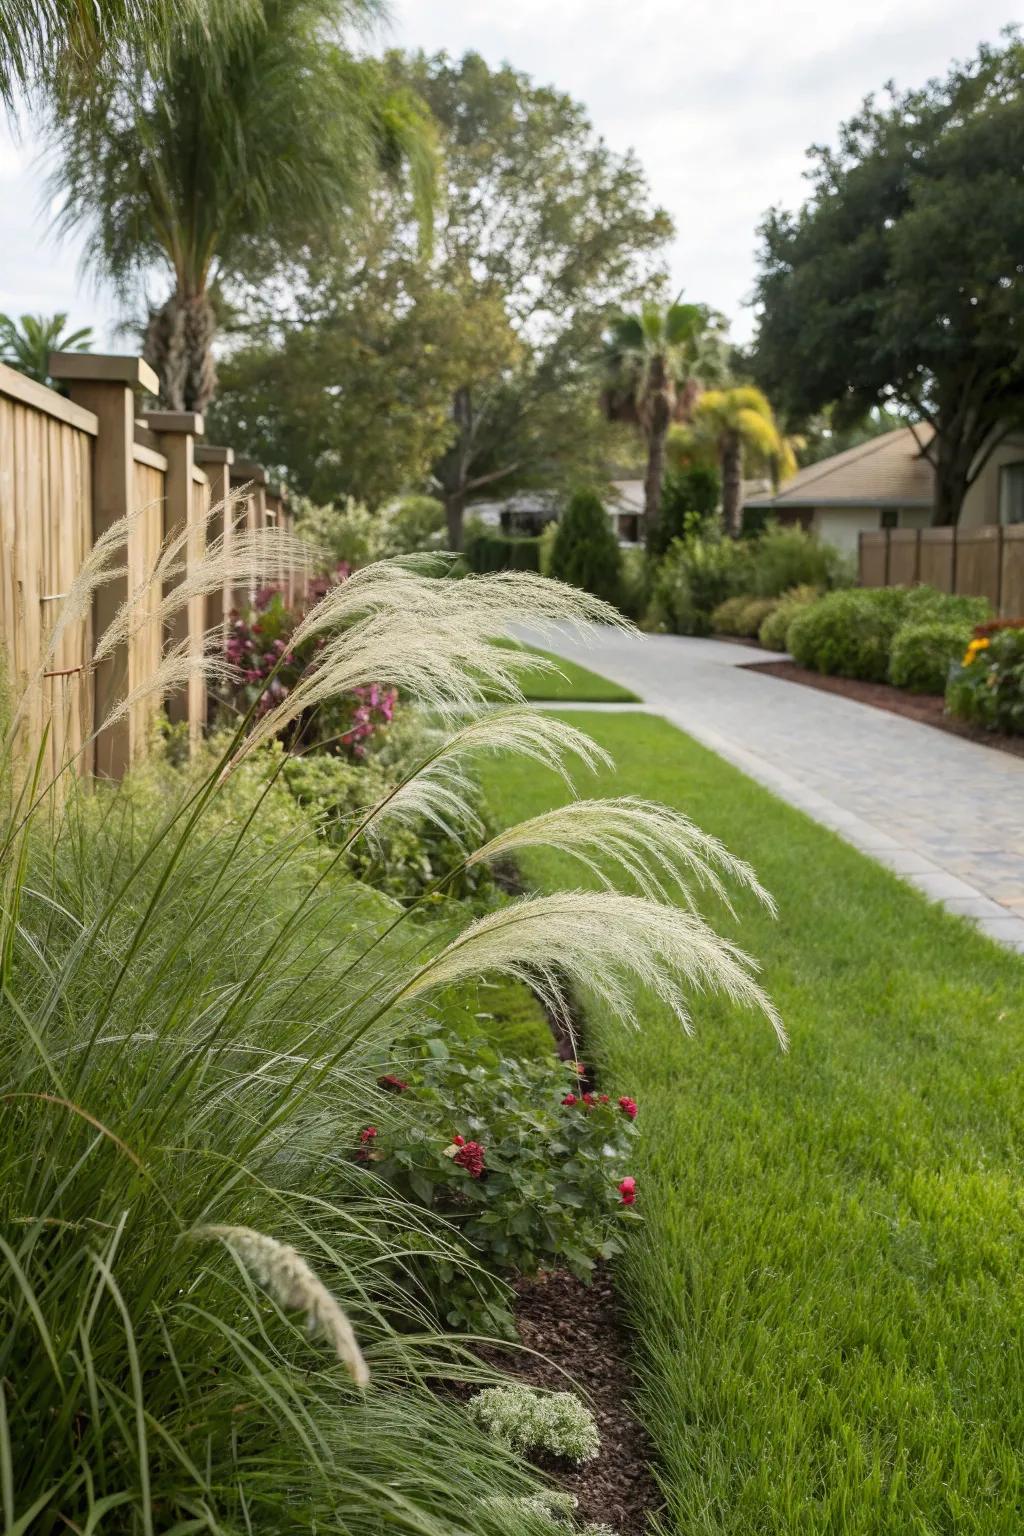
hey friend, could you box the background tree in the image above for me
[396,50,673,548]
[648,464,721,558]
[46,0,436,411]
[602,300,725,545]
[549,487,622,605]
[689,386,795,536]
[0,311,92,385]
[753,32,1024,525]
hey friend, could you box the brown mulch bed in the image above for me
[476,1266,661,1536]
[744,659,1024,760]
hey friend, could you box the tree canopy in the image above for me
[753,32,1024,524]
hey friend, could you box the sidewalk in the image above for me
[523,628,1024,953]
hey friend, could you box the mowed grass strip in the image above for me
[491,638,640,703]
[479,710,1024,1535]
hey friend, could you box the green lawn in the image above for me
[492,639,640,703]
[480,711,1024,1535]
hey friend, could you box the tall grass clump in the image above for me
[0,514,779,1530]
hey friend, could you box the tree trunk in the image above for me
[721,433,743,537]
[144,289,217,412]
[932,431,975,527]
[643,360,672,546]
[444,488,466,552]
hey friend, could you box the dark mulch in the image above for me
[745,659,1024,760]
[476,1266,661,1536]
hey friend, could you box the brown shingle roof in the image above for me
[745,426,935,510]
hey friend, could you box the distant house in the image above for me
[470,483,647,547]
[743,425,1024,554]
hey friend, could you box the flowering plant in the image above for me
[223,585,396,758]
[363,1042,639,1332]
[947,623,1024,736]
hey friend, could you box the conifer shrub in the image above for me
[550,488,623,606]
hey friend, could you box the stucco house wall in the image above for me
[960,434,1024,529]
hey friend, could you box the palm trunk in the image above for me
[643,361,671,547]
[144,289,217,411]
[721,432,743,537]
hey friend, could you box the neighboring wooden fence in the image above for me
[859,525,1024,617]
[0,352,293,781]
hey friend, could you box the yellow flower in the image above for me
[962,637,990,666]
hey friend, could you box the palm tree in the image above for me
[0,312,92,384]
[1,0,256,105]
[691,386,795,537]
[47,0,436,411]
[602,300,724,544]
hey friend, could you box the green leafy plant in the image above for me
[889,619,974,694]
[746,523,852,597]
[469,1385,600,1463]
[788,588,912,681]
[550,489,623,605]
[464,521,545,574]
[368,1047,640,1330]
[648,529,749,634]
[758,584,820,650]
[947,625,1024,734]
[711,594,778,639]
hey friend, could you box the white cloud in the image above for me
[0,2,1014,344]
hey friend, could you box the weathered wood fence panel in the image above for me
[859,526,1024,617]
[0,363,95,780]
[0,353,290,782]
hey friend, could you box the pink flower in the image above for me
[561,1093,578,1107]
[618,1096,638,1121]
[618,1177,636,1206]
[581,1092,597,1109]
[359,1126,378,1145]
[452,1133,465,1147]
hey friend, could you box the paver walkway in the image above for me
[520,628,1024,953]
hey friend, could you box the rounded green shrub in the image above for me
[758,585,820,651]
[748,523,853,597]
[736,596,778,637]
[947,626,1024,734]
[710,595,752,635]
[788,588,910,681]
[549,487,622,605]
[888,620,975,694]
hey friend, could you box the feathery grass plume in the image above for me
[228,565,634,773]
[193,1225,370,1387]
[92,640,233,740]
[92,499,313,664]
[466,797,776,915]
[359,709,614,844]
[396,889,786,1047]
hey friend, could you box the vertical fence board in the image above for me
[955,526,1002,613]
[1001,525,1024,618]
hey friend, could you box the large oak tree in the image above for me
[753,34,1024,525]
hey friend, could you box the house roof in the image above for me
[745,425,936,511]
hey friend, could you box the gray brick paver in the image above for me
[522,628,1024,953]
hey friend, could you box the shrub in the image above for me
[464,520,544,573]
[375,494,446,556]
[747,523,853,597]
[889,619,974,694]
[710,595,752,635]
[947,625,1024,734]
[758,585,820,651]
[469,1386,600,1463]
[549,488,622,604]
[736,596,779,637]
[649,532,749,634]
[649,465,720,558]
[902,587,991,627]
[788,588,911,681]
[369,1048,639,1331]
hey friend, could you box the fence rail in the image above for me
[858,525,1024,617]
[0,352,292,780]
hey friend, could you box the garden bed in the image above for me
[476,1267,661,1536]
[744,658,1024,759]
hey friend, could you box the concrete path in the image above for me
[521,628,1024,953]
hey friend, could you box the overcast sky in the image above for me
[0,1,1016,347]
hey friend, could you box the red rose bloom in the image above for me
[453,1140,485,1178]
[561,1093,578,1106]
[618,1176,636,1206]
[359,1126,378,1144]
[618,1096,638,1120]
[581,1092,597,1109]
[452,1133,465,1146]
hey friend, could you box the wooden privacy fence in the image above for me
[859,525,1024,617]
[0,351,294,782]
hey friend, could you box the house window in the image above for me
[880,508,899,529]
[999,462,1024,524]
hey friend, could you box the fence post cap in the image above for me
[231,459,267,485]
[48,352,160,396]
[142,410,204,435]
[195,444,234,465]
